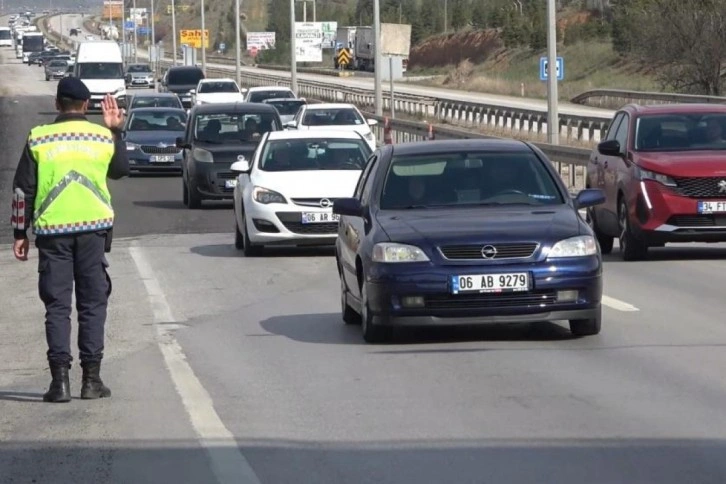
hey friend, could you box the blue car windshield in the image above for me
[380,151,564,209]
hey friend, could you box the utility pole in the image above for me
[235,0,241,86]
[171,0,177,65]
[546,0,559,144]
[201,0,206,73]
[373,0,382,115]
[290,0,297,94]
[150,0,155,61]
[444,0,447,33]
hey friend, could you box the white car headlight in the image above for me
[192,147,214,163]
[372,243,430,263]
[548,236,598,258]
[252,186,286,204]
[126,142,139,151]
[637,167,676,187]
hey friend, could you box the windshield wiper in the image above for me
[195,138,224,144]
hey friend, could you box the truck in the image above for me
[333,26,356,69]
[100,25,119,41]
[74,41,127,111]
[351,23,411,72]
[21,32,45,63]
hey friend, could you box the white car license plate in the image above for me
[301,212,339,224]
[150,155,174,162]
[451,273,529,294]
[697,201,726,214]
[225,179,237,189]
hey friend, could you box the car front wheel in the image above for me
[586,207,613,254]
[240,208,263,257]
[360,281,392,343]
[569,307,602,336]
[618,199,648,261]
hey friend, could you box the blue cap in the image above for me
[57,77,91,101]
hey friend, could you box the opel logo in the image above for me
[157,142,167,147]
[481,245,497,259]
[319,198,332,208]
[718,180,726,193]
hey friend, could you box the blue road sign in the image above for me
[539,56,564,81]
[124,21,134,29]
[138,26,150,35]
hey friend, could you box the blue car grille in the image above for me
[439,243,538,260]
[425,290,557,310]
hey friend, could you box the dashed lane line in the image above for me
[602,295,640,312]
[129,245,261,484]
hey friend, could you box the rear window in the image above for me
[168,68,204,85]
[198,81,239,93]
[635,113,726,151]
[380,151,564,209]
[248,90,294,103]
[194,112,280,143]
[265,99,306,115]
[0,30,11,40]
[131,96,183,109]
[303,108,364,126]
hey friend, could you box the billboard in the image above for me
[102,0,123,20]
[179,29,210,49]
[294,22,322,62]
[246,32,276,51]
[319,22,337,49]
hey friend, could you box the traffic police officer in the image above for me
[10,77,129,403]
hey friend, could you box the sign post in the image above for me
[545,0,559,144]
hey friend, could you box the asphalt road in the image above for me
[47,14,614,120]
[3,24,726,484]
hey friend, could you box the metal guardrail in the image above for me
[572,88,726,109]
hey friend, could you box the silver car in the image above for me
[44,59,68,81]
[125,63,155,89]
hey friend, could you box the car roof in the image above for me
[127,107,187,113]
[305,103,357,110]
[199,78,235,83]
[167,65,203,72]
[248,86,293,92]
[266,130,364,141]
[623,103,726,116]
[191,102,279,114]
[130,92,179,98]
[388,139,534,156]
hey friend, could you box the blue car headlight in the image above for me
[547,236,598,258]
[372,243,430,263]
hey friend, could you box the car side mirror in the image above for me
[189,89,196,94]
[240,87,248,93]
[284,121,297,129]
[175,137,190,149]
[574,188,606,209]
[230,160,251,173]
[333,198,364,217]
[366,118,378,126]
[597,139,622,157]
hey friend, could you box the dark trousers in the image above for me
[36,231,112,366]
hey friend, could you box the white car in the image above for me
[285,103,378,151]
[191,78,246,105]
[243,86,296,103]
[230,130,374,256]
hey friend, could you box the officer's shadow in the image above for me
[0,391,47,403]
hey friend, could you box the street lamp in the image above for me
[171,0,177,65]
[373,0,382,115]
[132,0,138,62]
[201,0,206,73]
[290,0,297,94]
[546,0,559,144]
[235,0,241,86]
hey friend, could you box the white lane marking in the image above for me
[602,295,639,312]
[129,245,261,484]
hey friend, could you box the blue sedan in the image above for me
[333,139,606,343]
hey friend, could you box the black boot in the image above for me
[80,361,111,400]
[43,363,71,403]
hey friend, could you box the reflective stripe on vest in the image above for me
[29,120,115,236]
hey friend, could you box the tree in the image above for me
[629,0,726,95]
[450,0,470,30]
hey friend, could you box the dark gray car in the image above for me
[161,66,205,109]
[126,92,184,110]
[44,59,68,81]
[122,107,188,173]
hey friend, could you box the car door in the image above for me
[181,114,194,182]
[592,112,625,233]
[236,133,267,227]
[604,113,631,231]
[340,153,378,297]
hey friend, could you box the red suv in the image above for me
[586,104,726,260]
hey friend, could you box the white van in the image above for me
[0,27,12,47]
[74,41,127,111]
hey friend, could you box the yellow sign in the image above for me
[337,48,351,66]
[179,29,209,49]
